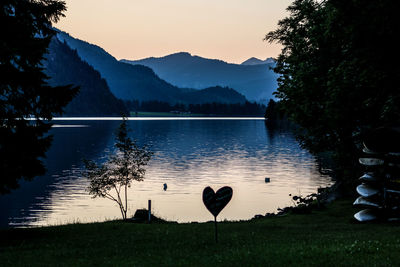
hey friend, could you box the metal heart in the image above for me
[202,186,233,217]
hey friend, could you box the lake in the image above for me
[0,118,333,227]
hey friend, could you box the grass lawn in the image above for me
[1,199,399,266]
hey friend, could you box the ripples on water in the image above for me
[0,118,333,227]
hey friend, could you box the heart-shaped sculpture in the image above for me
[202,186,233,217]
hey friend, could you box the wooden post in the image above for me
[214,216,218,243]
[148,199,151,223]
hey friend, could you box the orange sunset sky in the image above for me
[56,0,293,64]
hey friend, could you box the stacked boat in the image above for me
[354,127,400,222]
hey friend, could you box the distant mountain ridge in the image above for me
[44,39,127,116]
[241,57,275,66]
[121,52,278,103]
[55,30,246,105]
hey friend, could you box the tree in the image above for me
[265,0,400,185]
[0,0,78,194]
[83,118,153,220]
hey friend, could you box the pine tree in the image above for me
[0,0,78,194]
[266,0,400,186]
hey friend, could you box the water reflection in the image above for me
[0,118,332,227]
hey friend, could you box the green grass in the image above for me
[1,199,400,266]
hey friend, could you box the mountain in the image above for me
[43,39,128,116]
[241,57,265,65]
[55,31,246,105]
[121,52,278,103]
[241,57,275,66]
[178,86,245,104]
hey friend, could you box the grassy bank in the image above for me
[1,199,399,266]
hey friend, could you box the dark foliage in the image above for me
[44,39,128,116]
[126,100,266,116]
[188,102,265,116]
[264,99,286,121]
[266,0,400,185]
[0,0,78,194]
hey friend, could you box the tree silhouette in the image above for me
[0,0,78,194]
[83,118,153,220]
[266,0,400,185]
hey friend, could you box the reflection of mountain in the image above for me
[0,119,332,226]
[44,39,127,116]
[121,52,278,103]
[0,121,117,227]
[55,31,247,105]
[122,120,300,161]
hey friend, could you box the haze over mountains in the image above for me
[55,31,246,105]
[121,52,278,103]
[41,30,277,116]
[44,39,128,116]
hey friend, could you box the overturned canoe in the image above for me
[353,196,381,209]
[363,147,379,155]
[359,158,384,166]
[354,209,378,222]
[359,173,378,182]
[356,184,380,198]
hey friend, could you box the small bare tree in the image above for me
[83,118,152,220]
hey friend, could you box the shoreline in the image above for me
[1,182,340,230]
[1,198,399,265]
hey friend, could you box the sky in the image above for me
[55,0,293,64]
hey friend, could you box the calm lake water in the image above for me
[0,118,333,227]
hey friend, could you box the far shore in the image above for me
[49,116,266,120]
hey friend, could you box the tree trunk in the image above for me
[124,182,128,220]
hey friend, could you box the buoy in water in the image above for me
[265,177,270,183]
